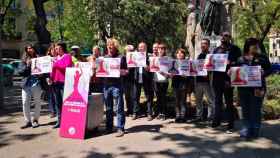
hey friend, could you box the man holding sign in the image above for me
[131,42,154,121]
[101,38,128,137]
[194,38,214,122]
[211,32,241,133]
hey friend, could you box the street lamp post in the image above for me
[0,22,3,107]
[0,5,4,107]
[57,0,64,41]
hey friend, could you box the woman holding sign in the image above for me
[171,48,189,123]
[46,44,57,118]
[153,43,169,120]
[87,46,103,93]
[19,45,43,129]
[102,38,128,137]
[51,42,73,128]
[235,38,272,139]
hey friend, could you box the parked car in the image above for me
[271,63,280,74]
[9,60,22,76]
[1,63,14,87]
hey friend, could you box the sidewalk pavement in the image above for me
[0,84,279,158]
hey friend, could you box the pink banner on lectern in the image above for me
[60,67,91,139]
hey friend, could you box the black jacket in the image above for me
[212,44,242,86]
[18,61,48,90]
[236,54,272,89]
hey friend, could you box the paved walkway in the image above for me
[0,84,279,158]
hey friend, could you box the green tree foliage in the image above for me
[47,0,188,53]
[233,0,280,50]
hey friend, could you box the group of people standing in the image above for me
[19,31,272,139]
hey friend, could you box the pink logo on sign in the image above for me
[60,68,90,139]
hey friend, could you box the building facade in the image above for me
[2,0,36,59]
[268,30,280,63]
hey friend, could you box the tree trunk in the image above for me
[0,0,15,107]
[32,0,51,44]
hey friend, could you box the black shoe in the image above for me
[160,114,166,121]
[115,130,125,137]
[53,122,60,129]
[192,118,203,123]
[132,114,138,120]
[126,112,133,117]
[32,120,39,128]
[21,122,32,129]
[227,123,234,131]
[147,115,153,121]
[250,128,260,139]
[156,115,161,120]
[211,121,221,128]
[175,117,181,123]
[50,113,56,118]
[226,129,234,134]
[180,117,186,123]
[105,128,114,135]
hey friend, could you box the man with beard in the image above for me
[211,31,241,133]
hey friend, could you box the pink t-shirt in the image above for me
[51,53,73,83]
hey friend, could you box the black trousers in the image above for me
[123,80,134,115]
[213,84,235,128]
[133,81,154,115]
[154,82,169,116]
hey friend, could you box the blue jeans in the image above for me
[48,85,56,114]
[53,82,64,124]
[103,85,125,131]
[239,88,264,135]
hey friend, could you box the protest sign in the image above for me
[31,56,53,75]
[149,57,160,72]
[126,52,137,67]
[204,54,228,72]
[135,52,147,67]
[96,57,121,78]
[188,60,207,76]
[177,59,189,76]
[76,62,94,76]
[230,66,262,87]
[60,67,91,139]
[158,57,172,74]
[127,52,147,68]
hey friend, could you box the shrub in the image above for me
[264,74,280,119]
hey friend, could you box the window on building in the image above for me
[275,51,278,57]
[273,42,276,49]
[277,39,280,49]
[10,1,16,9]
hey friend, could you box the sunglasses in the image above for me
[222,34,230,37]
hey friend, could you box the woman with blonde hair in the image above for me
[88,45,103,93]
[102,38,128,137]
[46,43,57,118]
